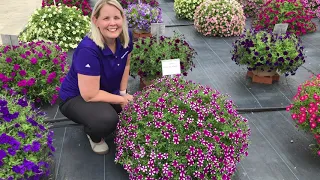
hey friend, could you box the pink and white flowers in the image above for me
[194,0,246,37]
[115,75,251,179]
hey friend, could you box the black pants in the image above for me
[59,96,122,143]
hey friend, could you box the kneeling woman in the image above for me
[59,0,134,155]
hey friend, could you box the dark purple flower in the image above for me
[18,131,27,139]
[23,145,32,152]
[6,57,12,63]
[31,141,41,152]
[17,98,28,107]
[0,149,6,160]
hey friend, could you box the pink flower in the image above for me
[5,57,12,63]
[40,70,47,75]
[30,57,38,64]
[19,70,27,76]
[13,64,20,70]
[17,80,27,87]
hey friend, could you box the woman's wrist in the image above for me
[120,90,127,96]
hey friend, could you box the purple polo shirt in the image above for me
[59,30,133,101]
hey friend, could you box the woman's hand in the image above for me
[120,94,133,109]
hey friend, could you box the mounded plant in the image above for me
[42,0,92,16]
[0,91,55,179]
[129,32,196,82]
[19,4,90,52]
[287,74,320,156]
[119,0,159,9]
[300,0,320,18]
[231,29,306,76]
[0,41,69,105]
[236,0,267,17]
[194,0,246,37]
[125,3,163,33]
[252,0,316,36]
[174,0,205,20]
[115,75,251,179]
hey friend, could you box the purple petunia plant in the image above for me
[0,41,69,105]
[115,75,251,179]
[119,0,160,9]
[0,90,55,179]
[125,3,163,32]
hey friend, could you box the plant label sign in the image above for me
[161,59,181,76]
[0,34,19,46]
[273,23,288,34]
[151,23,165,36]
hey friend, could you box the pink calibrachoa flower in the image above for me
[115,75,251,179]
[287,74,320,156]
[194,0,246,37]
[0,40,69,105]
[41,0,92,16]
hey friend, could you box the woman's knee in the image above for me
[88,111,119,132]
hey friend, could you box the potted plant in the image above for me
[19,4,90,52]
[0,41,69,105]
[0,90,55,180]
[287,74,320,156]
[236,0,267,17]
[231,29,306,83]
[119,0,159,9]
[252,0,316,36]
[129,32,196,89]
[42,0,92,16]
[174,0,204,20]
[115,75,251,179]
[194,0,246,37]
[125,3,163,38]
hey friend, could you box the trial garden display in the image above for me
[194,0,246,37]
[287,74,320,156]
[42,0,92,16]
[0,41,69,105]
[115,75,251,179]
[19,4,90,52]
[125,3,163,34]
[252,0,317,36]
[119,0,159,8]
[174,0,204,20]
[231,29,306,77]
[129,33,196,86]
[0,91,55,179]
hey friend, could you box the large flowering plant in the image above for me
[42,0,92,16]
[287,74,320,156]
[231,29,305,76]
[19,4,90,52]
[194,0,246,37]
[236,0,267,17]
[125,3,163,32]
[115,75,251,179]
[0,91,55,179]
[300,0,320,18]
[119,0,159,8]
[0,41,69,105]
[174,0,205,20]
[252,0,316,36]
[130,32,196,81]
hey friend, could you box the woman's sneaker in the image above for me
[86,135,109,155]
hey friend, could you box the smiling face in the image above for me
[93,4,123,41]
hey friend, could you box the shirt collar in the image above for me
[102,38,122,56]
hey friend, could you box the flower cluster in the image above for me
[231,29,305,76]
[19,4,90,52]
[42,0,92,16]
[287,74,320,156]
[115,75,251,179]
[300,0,320,18]
[174,0,204,20]
[120,0,159,8]
[0,91,55,179]
[0,41,69,105]
[252,0,317,36]
[130,32,196,81]
[194,0,246,37]
[236,0,267,17]
[125,3,163,32]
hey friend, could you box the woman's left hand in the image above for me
[123,94,133,102]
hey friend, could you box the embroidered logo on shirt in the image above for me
[121,51,129,59]
[85,64,91,68]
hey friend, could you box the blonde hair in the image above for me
[89,0,130,49]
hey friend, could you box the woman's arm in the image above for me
[120,53,131,94]
[78,73,126,104]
